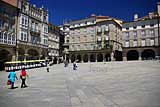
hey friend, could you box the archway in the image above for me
[97,53,103,62]
[53,57,58,64]
[28,49,39,60]
[105,54,111,62]
[127,50,139,61]
[71,55,76,63]
[83,54,88,63]
[77,54,82,63]
[141,49,155,60]
[114,50,123,61]
[0,49,12,70]
[90,54,96,62]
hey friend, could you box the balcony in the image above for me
[30,29,40,36]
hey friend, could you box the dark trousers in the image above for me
[11,81,14,89]
[21,79,27,88]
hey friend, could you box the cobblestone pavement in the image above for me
[0,61,160,107]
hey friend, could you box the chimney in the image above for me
[158,2,160,15]
[134,14,138,21]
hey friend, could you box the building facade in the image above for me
[122,3,160,61]
[0,0,18,70]
[62,15,123,63]
[0,0,49,70]
[48,23,60,64]
[17,0,49,61]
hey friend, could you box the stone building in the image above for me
[17,0,49,61]
[0,0,19,70]
[0,0,49,70]
[122,3,160,61]
[48,23,60,64]
[62,15,123,63]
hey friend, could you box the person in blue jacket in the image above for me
[8,70,18,89]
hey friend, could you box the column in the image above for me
[111,52,115,61]
[139,52,142,60]
[103,53,105,62]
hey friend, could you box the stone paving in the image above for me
[0,61,160,107]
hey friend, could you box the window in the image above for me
[150,24,154,27]
[150,29,154,37]
[125,41,129,47]
[43,35,48,45]
[150,39,154,46]
[90,44,94,50]
[125,32,129,40]
[133,40,137,47]
[141,40,146,46]
[20,31,27,41]
[141,25,145,28]
[133,31,137,39]
[8,34,11,44]
[12,35,15,44]
[133,26,137,29]
[77,45,80,50]
[4,33,7,43]
[126,28,129,30]
[141,30,146,38]
[0,32,3,43]
[44,24,48,33]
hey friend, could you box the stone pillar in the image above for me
[95,53,97,62]
[123,56,127,61]
[139,52,142,60]
[111,52,115,61]
[103,53,105,62]
[88,54,90,62]
[12,55,16,61]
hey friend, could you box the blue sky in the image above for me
[30,0,159,25]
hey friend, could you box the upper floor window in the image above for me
[141,30,146,38]
[150,24,154,27]
[133,31,137,39]
[141,25,145,28]
[126,28,129,30]
[133,26,137,29]
[20,31,27,41]
[150,39,154,46]
[150,29,154,37]
[141,39,146,47]
[44,24,48,33]
[125,41,129,47]
[125,32,129,40]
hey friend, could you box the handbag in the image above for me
[7,80,11,85]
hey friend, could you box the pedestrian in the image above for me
[46,63,49,72]
[73,61,77,70]
[20,68,29,88]
[8,70,18,89]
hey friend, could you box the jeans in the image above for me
[11,81,14,89]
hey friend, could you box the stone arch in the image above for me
[97,53,103,62]
[27,49,39,60]
[90,54,96,62]
[83,54,88,63]
[0,49,12,70]
[71,54,76,63]
[141,49,155,60]
[77,54,82,63]
[114,50,123,61]
[105,54,111,62]
[127,50,139,61]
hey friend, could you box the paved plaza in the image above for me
[0,61,160,107]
